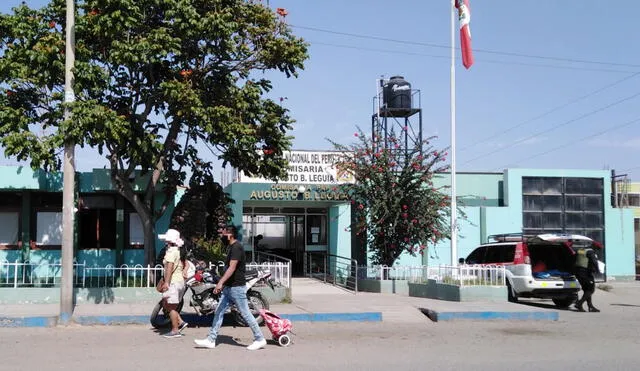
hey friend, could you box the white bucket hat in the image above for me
[158,228,184,247]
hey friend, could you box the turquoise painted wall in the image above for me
[434,172,504,206]
[124,249,145,266]
[77,250,116,267]
[329,204,351,259]
[28,250,61,264]
[0,166,62,191]
[0,250,22,262]
[605,208,635,277]
[420,207,482,266]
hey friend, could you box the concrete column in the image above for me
[20,191,31,262]
[115,196,125,266]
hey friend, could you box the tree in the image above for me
[0,0,308,264]
[331,128,461,268]
[169,169,232,264]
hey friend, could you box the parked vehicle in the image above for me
[150,263,274,328]
[463,233,604,308]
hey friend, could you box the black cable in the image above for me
[460,72,640,151]
[494,116,640,170]
[462,91,640,165]
[294,25,640,68]
[309,41,637,74]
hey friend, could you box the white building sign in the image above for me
[239,150,355,184]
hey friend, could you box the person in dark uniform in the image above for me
[574,244,601,312]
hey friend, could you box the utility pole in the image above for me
[60,0,76,324]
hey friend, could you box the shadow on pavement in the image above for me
[510,300,576,311]
[610,303,640,308]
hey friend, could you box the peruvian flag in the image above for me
[455,0,474,69]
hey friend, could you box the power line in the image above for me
[309,41,637,74]
[494,116,640,170]
[461,90,640,165]
[460,72,640,151]
[293,25,640,69]
[619,165,640,173]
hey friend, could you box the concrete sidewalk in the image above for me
[0,285,562,327]
[9,278,637,327]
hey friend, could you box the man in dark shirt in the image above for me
[194,225,266,351]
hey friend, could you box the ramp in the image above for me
[291,278,352,295]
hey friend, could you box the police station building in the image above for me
[0,161,636,280]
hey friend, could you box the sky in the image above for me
[1,0,640,181]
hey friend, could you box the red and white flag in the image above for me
[455,0,474,69]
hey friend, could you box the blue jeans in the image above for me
[207,286,264,342]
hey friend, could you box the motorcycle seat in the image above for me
[245,269,260,280]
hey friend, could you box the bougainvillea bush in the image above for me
[331,129,462,267]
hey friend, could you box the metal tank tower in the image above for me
[371,76,423,158]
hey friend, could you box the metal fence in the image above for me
[304,252,358,293]
[357,264,506,287]
[208,260,292,289]
[0,259,292,289]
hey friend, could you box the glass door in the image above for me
[289,215,306,276]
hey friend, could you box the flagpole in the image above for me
[450,0,458,265]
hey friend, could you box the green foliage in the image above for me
[170,170,234,240]
[330,128,464,267]
[0,0,308,264]
[191,236,227,265]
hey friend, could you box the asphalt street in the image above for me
[2,300,640,371]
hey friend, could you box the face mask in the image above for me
[221,236,230,246]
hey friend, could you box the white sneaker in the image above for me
[194,338,216,349]
[247,338,267,351]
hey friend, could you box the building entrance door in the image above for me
[288,215,305,276]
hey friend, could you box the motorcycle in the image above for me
[150,262,275,329]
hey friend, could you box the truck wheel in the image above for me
[507,281,518,303]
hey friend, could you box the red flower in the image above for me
[354,133,359,137]
[401,213,408,219]
[358,204,364,210]
[402,205,408,210]
[48,21,56,28]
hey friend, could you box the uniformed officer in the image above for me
[574,244,601,312]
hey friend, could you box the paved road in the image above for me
[2,303,640,371]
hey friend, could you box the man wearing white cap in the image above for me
[158,228,188,338]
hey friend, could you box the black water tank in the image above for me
[383,76,412,111]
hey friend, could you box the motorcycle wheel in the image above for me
[150,299,184,329]
[234,290,268,327]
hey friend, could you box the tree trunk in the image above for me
[142,214,157,267]
[117,180,157,266]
